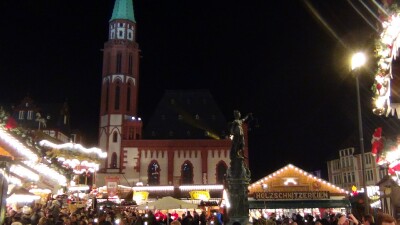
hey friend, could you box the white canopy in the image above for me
[137,196,198,210]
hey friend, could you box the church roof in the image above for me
[110,0,136,23]
[143,90,228,140]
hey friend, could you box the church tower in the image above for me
[99,0,142,172]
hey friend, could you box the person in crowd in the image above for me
[10,215,23,225]
[171,220,181,225]
[199,211,207,225]
[181,211,193,225]
[376,213,396,225]
[337,213,360,225]
[364,215,375,225]
[267,213,277,225]
[192,211,199,225]
[170,211,179,221]
[98,213,112,225]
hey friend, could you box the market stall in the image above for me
[248,164,350,219]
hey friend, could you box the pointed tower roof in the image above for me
[110,0,136,23]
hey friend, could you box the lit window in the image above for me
[148,161,160,185]
[18,111,24,120]
[27,111,33,120]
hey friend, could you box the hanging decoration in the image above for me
[372,3,400,115]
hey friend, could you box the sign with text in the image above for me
[105,176,120,197]
[190,190,210,200]
[254,191,330,200]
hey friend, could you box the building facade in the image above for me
[327,147,386,192]
[96,0,247,188]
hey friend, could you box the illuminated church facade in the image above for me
[96,0,249,188]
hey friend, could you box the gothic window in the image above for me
[115,82,121,110]
[148,161,160,185]
[105,81,110,112]
[127,83,131,111]
[119,30,123,38]
[128,127,134,140]
[116,52,122,73]
[27,111,33,120]
[113,131,118,143]
[195,114,200,120]
[111,152,117,169]
[106,52,111,74]
[181,161,194,184]
[129,53,133,75]
[216,161,227,184]
[18,111,24,120]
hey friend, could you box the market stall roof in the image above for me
[247,164,350,209]
[248,164,348,196]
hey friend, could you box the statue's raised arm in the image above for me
[229,110,252,159]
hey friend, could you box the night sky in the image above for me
[1,0,400,181]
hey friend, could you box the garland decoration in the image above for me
[372,3,400,115]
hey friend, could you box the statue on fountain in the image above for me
[226,110,252,225]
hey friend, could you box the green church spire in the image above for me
[110,0,136,23]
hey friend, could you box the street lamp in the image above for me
[351,52,369,215]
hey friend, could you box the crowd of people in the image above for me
[4,198,399,225]
[251,212,397,225]
[4,199,225,225]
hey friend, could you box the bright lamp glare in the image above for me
[351,52,366,70]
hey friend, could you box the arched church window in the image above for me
[216,161,227,184]
[128,53,133,75]
[115,82,120,110]
[148,161,160,185]
[113,131,118,143]
[181,161,194,184]
[127,83,131,111]
[111,152,117,169]
[116,52,122,73]
[105,81,110,112]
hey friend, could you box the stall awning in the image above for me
[249,199,351,209]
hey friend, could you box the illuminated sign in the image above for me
[254,191,330,200]
[133,191,149,202]
[189,190,210,200]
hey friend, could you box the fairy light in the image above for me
[133,186,174,191]
[10,164,39,181]
[249,164,348,193]
[179,185,224,190]
[39,140,107,158]
[68,185,90,191]
[7,194,40,203]
[22,161,67,186]
[0,127,38,161]
[29,188,51,194]
[372,12,400,115]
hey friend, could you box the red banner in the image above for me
[105,176,119,197]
